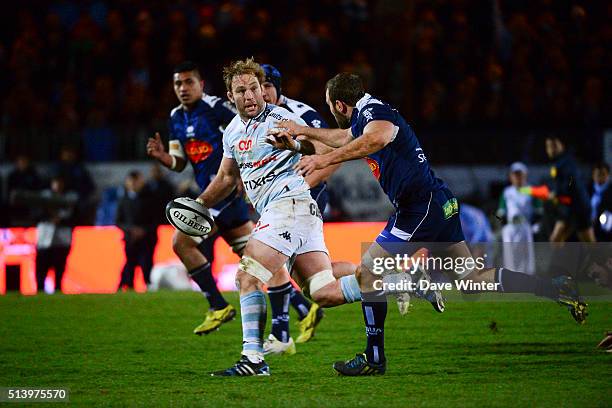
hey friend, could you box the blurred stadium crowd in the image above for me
[0,1,610,293]
[1,1,610,232]
[1,0,609,163]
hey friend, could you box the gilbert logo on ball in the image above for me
[165,197,214,237]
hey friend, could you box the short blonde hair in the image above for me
[223,58,265,92]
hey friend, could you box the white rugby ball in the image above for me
[165,197,214,237]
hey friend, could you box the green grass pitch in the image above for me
[1,291,610,407]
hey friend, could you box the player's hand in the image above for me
[266,128,298,151]
[147,132,165,158]
[294,155,330,176]
[274,119,304,137]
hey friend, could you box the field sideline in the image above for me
[1,291,610,407]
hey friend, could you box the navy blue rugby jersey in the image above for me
[350,93,444,206]
[168,94,236,190]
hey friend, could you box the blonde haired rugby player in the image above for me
[196,59,366,376]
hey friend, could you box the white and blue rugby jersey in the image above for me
[223,104,310,214]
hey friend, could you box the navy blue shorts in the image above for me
[376,187,465,252]
[310,182,329,214]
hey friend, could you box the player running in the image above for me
[196,59,368,376]
[147,61,316,339]
[271,73,587,376]
[259,64,358,354]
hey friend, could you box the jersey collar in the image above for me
[242,103,274,129]
[182,98,204,115]
[350,108,359,127]
[355,93,372,111]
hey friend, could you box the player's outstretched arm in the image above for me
[302,139,341,186]
[146,132,187,171]
[267,127,342,185]
[272,120,352,148]
[266,129,319,155]
[196,157,240,208]
[305,163,341,187]
[295,120,394,176]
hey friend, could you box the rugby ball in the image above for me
[165,197,214,237]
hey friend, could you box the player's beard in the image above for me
[332,108,351,129]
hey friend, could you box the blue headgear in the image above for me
[261,64,282,97]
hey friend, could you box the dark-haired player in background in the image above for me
[273,73,587,376]
[147,61,250,334]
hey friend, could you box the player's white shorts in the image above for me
[251,196,328,258]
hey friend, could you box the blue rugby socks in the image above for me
[289,287,312,320]
[496,268,558,299]
[361,290,387,364]
[268,282,292,342]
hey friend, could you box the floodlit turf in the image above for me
[0,291,610,407]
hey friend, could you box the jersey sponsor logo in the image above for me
[186,125,195,138]
[184,139,213,163]
[442,198,459,220]
[365,157,381,179]
[244,172,277,190]
[269,112,285,121]
[310,119,322,128]
[237,138,254,152]
[239,155,277,169]
[362,108,373,122]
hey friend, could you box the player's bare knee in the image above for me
[235,269,261,292]
[171,233,182,255]
[358,264,379,291]
[462,267,492,282]
[171,232,194,257]
[310,283,337,307]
